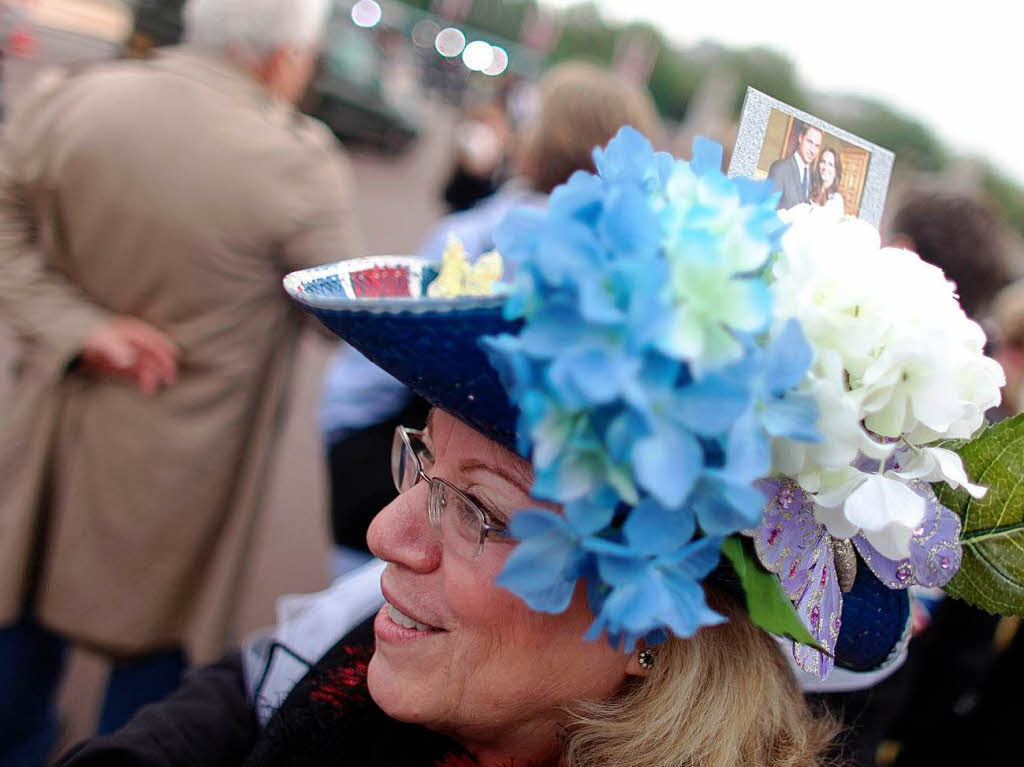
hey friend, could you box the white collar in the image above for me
[242,559,386,726]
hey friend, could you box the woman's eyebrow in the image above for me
[459,458,532,495]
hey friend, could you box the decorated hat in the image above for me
[285,127,1023,679]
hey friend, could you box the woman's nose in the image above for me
[367,482,442,573]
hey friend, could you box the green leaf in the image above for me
[934,413,1024,615]
[720,536,825,651]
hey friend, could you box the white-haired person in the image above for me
[55,129,1018,766]
[0,0,361,761]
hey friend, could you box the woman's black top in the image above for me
[57,619,478,767]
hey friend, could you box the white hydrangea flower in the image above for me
[892,446,987,499]
[771,348,891,480]
[770,205,1005,558]
[815,472,926,560]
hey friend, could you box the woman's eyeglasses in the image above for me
[391,426,511,560]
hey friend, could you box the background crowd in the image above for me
[0,1,1021,765]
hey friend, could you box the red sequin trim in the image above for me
[350,266,410,298]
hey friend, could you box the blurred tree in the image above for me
[982,166,1024,239]
[723,47,806,114]
[647,45,705,122]
[548,3,618,66]
[463,0,535,42]
[816,97,948,173]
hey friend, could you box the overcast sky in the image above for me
[544,0,1022,183]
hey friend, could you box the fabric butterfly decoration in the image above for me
[754,477,962,678]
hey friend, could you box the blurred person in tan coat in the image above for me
[0,0,361,759]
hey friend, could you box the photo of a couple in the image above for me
[768,123,845,212]
[757,112,871,216]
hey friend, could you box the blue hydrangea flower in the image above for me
[722,319,822,480]
[582,501,725,651]
[483,126,817,651]
[689,472,769,536]
[591,125,675,193]
[495,498,615,612]
[653,140,787,373]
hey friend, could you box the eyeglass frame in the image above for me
[392,425,512,560]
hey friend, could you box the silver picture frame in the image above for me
[728,87,894,227]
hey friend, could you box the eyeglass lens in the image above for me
[392,427,488,559]
[429,480,486,558]
[391,429,419,494]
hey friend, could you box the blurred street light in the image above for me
[483,46,509,76]
[462,40,493,72]
[435,27,466,58]
[350,0,382,29]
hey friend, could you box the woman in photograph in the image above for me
[810,147,846,213]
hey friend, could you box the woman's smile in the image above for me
[374,602,445,644]
[375,582,447,644]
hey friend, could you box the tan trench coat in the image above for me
[0,48,362,662]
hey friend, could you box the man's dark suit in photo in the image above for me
[767,124,823,210]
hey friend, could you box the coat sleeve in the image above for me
[0,75,111,366]
[56,651,259,767]
[279,134,366,274]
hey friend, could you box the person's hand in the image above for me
[79,316,179,395]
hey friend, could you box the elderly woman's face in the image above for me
[366,409,632,755]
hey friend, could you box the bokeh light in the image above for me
[411,19,441,48]
[350,0,382,29]
[462,40,494,72]
[435,27,466,58]
[483,46,509,76]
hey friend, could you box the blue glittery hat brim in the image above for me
[309,300,521,450]
[285,258,522,451]
[285,259,909,674]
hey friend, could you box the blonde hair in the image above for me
[524,61,660,193]
[561,593,840,767]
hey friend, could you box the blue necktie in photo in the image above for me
[802,165,810,199]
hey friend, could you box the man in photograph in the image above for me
[768,122,823,209]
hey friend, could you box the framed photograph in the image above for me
[728,88,894,227]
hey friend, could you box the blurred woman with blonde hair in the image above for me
[419,59,661,261]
